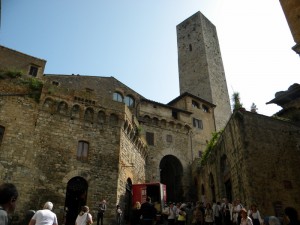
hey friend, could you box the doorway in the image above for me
[64,176,88,225]
[159,155,183,202]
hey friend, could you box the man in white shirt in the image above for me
[28,202,58,225]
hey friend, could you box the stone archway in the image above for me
[64,176,88,225]
[159,155,183,202]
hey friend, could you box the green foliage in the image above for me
[0,69,23,79]
[232,92,243,110]
[200,129,223,165]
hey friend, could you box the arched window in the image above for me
[113,92,123,102]
[110,113,119,125]
[124,96,135,107]
[71,105,80,119]
[77,141,89,162]
[57,101,68,114]
[84,108,94,122]
[97,111,106,124]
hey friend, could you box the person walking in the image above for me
[0,183,19,225]
[97,199,107,225]
[75,206,93,225]
[28,202,58,225]
[140,197,156,225]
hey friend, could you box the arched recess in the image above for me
[64,176,88,225]
[159,155,183,202]
[71,105,80,119]
[58,101,68,115]
[209,173,216,202]
[124,178,132,224]
[221,154,232,202]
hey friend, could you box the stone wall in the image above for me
[177,12,231,131]
[193,110,300,217]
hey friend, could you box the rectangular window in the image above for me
[193,118,203,129]
[146,132,154,146]
[77,141,89,161]
[166,134,173,143]
[29,65,39,77]
[172,110,178,119]
[0,126,5,145]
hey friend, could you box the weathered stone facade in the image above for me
[193,109,300,218]
[177,11,231,131]
[2,9,299,225]
[0,25,218,224]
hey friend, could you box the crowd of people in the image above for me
[1,182,300,225]
[130,198,300,225]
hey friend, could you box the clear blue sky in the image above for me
[1,0,299,116]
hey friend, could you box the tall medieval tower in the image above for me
[177,11,231,130]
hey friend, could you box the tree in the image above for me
[232,92,243,111]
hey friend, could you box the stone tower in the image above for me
[177,11,231,130]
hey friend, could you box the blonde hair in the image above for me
[135,201,141,210]
[79,206,89,216]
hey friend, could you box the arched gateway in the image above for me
[64,176,88,225]
[159,155,183,202]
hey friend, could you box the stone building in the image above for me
[193,84,300,218]
[279,0,300,55]
[0,11,228,224]
[177,11,231,131]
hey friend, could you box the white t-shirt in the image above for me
[76,212,92,225]
[32,209,58,225]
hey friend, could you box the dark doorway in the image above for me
[64,176,88,225]
[209,173,216,202]
[224,179,232,202]
[160,155,183,202]
[124,178,132,224]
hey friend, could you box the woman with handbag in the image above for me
[75,206,93,225]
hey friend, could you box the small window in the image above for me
[193,118,203,129]
[189,44,192,51]
[124,96,135,107]
[113,92,123,102]
[0,126,5,145]
[146,132,154,146]
[192,100,199,108]
[29,65,39,77]
[172,110,178,119]
[77,141,89,161]
[166,135,172,143]
[202,105,209,113]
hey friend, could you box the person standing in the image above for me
[140,197,156,225]
[28,201,58,225]
[247,204,263,225]
[0,183,19,225]
[284,207,300,225]
[75,206,93,225]
[204,203,214,225]
[163,203,176,225]
[131,201,142,225]
[116,205,123,225]
[240,208,253,225]
[97,199,107,225]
